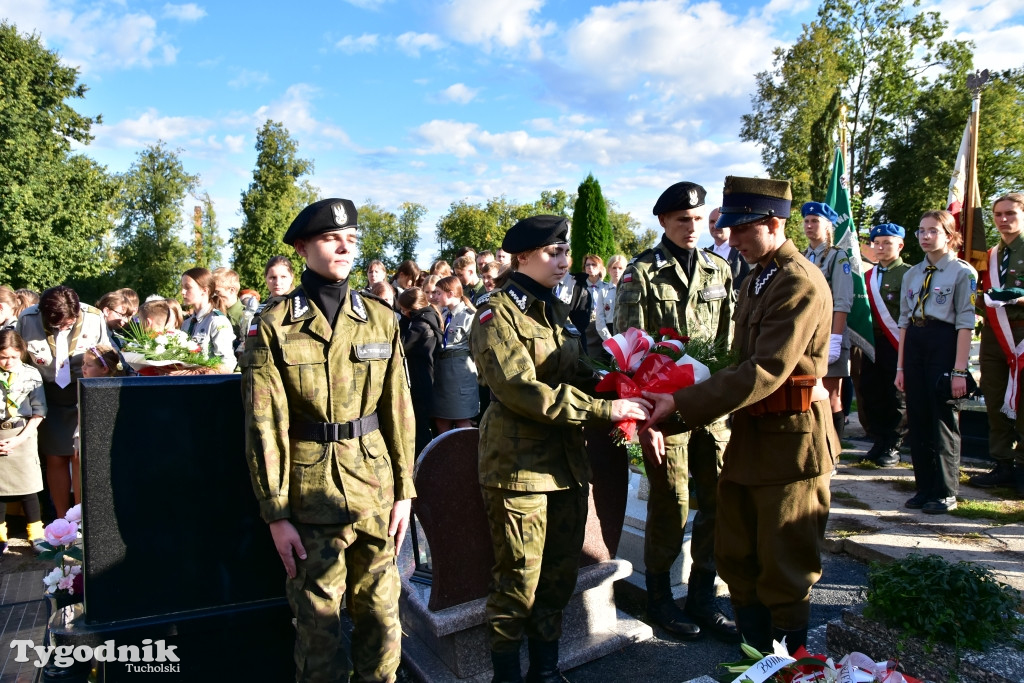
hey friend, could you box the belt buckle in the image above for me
[912,318,926,327]
[0,420,12,430]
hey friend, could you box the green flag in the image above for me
[825,147,875,362]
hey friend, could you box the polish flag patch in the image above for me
[247,323,258,337]
[622,272,633,283]
[479,309,494,325]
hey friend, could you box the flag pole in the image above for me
[965,70,990,268]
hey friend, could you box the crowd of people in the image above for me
[2,186,1024,683]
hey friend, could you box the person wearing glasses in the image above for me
[96,289,138,345]
[895,211,977,514]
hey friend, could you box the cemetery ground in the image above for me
[0,414,1021,681]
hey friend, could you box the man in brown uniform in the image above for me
[644,177,837,654]
[241,198,416,682]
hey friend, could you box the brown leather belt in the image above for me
[0,418,25,431]
[288,414,379,442]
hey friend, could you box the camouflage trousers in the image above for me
[644,425,727,575]
[289,515,400,683]
[481,485,588,652]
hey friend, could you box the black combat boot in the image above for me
[771,626,809,655]
[683,569,740,643]
[524,639,568,683]
[491,649,523,683]
[645,571,701,640]
[733,603,772,653]
[968,461,1015,488]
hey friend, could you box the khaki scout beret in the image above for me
[652,182,706,215]
[501,215,569,253]
[717,176,793,229]
[283,198,358,246]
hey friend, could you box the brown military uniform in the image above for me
[470,275,613,652]
[614,239,733,578]
[671,239,837,632]
[241,287,416,683]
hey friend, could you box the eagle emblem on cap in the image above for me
[332,203,348,227]
[688,188,698,205]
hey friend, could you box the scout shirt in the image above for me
[0,364,46,422]
[898,251,977,330]
[869,257,911,325]
[470,274,613,492]
[671,240,838,486]
[182,307,238,372]
[240,287,416,526]
[615,237,733,345]
[804,242,854,315]
[18,303,109,384]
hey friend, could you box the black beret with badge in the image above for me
[652,182,707,215]
[282,198,359,246]
[716,176,793,229]
[502,215,570,253]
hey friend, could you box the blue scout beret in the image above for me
[283,198,358,246]
[652,182,706,215]
[716,176,793,229]
[502,215,569,253]
[869,223,906,241]
[801,202,840,224]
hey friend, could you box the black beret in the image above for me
[716,176,792,228]
[282,198,358,246]
[501,215,569,254]
[652,182,706,215]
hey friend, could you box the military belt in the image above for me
[0,418,25,431]
[289,414,379,442]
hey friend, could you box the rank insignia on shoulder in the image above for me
[476,292,491,306]
[622,272,633,283]
[564,323,580,337]
[653,249,668,268]
[507,286,528,312]
[351,291,368,321]
[479,309,494,325]
[292,293,310,318]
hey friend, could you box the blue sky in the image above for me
[3,0,1023,269]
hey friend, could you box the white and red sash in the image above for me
[984,246,1024,418]
[866,267,899,351]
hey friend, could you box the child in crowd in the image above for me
[0,330,47,556]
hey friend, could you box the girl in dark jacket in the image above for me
[397,287,441,457]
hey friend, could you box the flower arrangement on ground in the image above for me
[117,321,220,371]
[720,639,922,683]
[37,504,84,607]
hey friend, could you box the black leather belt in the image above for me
[0,418,25,431]
[440,348,471,359]
[289,414,379,442]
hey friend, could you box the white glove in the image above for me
[828,334,843,364]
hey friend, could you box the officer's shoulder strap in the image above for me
[254,296,286,319]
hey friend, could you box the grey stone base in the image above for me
[826,608,1024,683]
[400,559,653,682]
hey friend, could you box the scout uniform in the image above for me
[471,215,614,683]
[614,182,735,641]
[898,248,977,513]
[583,278,614,360]
[973,233,1024,489]
[860,224,911,465]
[433,300,479,420]
[241,198,416,683]
[182,306,237,372]
[0,357,47,550]
[664,176,837,654]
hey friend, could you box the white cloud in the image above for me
[439,83,480,104]
[396,31,446,57]
[253,84,351,145]
[93,108,213,149]
[413,120,480,157]
[0,0,180,72]
[228,69,271,90]
[440,0,555,57]
[224,135,246,154]
[335,33,380,54]
[162,3,207,21]
[922,0,1024,71]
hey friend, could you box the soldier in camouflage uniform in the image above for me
[241,198,416,683]
[615,182,737,642]
[470,215,650,683]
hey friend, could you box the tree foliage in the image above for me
[233,120,317,293]
[396,202,426,264]
[435,197,530,262]
[112,143,197,298]
[191,192,224,270]
[0,21,117,292]
[570,174,616,269]
[357,201,400,273]
[608,203,657,259]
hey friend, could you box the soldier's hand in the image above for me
[640,391,677,427]
[269,519,307,579]
[389,499,413,555]
[639,428,666,467]
[610,398,651,422]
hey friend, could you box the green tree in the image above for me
[192,192,225,270]
[233,120,317,294]
[570,174,616,270]
[529,189,575,217]
[357,201,400,273]
[608,203,657,258]
[435,196,527,262]
[396,202,426,264]
[113,143,197,297]
[0,22,117,291]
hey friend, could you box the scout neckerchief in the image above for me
[0,367,19,418]
[909,264,937,323]
[982,244,1024,418]
[866,265,899,351]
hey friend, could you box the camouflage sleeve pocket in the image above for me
[617,287,641,304]
[239,347,269,369]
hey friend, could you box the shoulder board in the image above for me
[475,291,491,306]
[633,247,654,262]
[350,291,370,321]
[701,249,727,268]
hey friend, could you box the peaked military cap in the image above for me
[801,201,840,224]
[652,182,706,215]
[502,215,569,253]
[283,198,359,246]
[717,176,792,229]
[870,223,905,241]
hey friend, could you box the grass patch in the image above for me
[840,440,855,449]
[852,460,880,470]
[831,528,869,539]
[840,451,867,461]
[950,499,1024,524]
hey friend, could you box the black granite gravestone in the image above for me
[68,375,293,681]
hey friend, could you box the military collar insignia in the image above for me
[556,279,573,304]
[506,285,529,312]
[753,260,779,295]
[653,249,668,269]
[699,250,715,269]
[351,291,368,321]
[292,293,311,319]
[476,292,491,306]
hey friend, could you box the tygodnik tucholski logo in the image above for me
[10,638,180,672]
